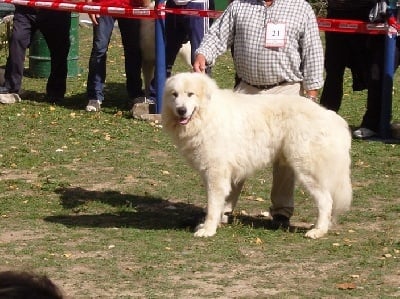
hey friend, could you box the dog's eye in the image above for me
[187,92,194,97]
[172,92,178,98]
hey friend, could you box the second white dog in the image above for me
[162,72,353,239]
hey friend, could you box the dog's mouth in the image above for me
[179,116,191,125]
[177,107,195,126]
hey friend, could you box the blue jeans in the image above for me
[87,16,143,102]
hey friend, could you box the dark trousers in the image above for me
[4,6,71,98]
[361,34,400,132]
[86,16,143,101]
[320,31,369,112]
[164,0,211,76]
[148,0,213,99]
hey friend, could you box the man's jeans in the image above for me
[87,16,143,102]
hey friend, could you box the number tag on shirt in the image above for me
[265,23,286,48]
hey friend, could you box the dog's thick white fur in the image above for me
[140,4,192,96]
[162,72,352,239]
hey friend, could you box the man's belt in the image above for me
[242,80,288,90]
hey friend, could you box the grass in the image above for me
[0,22,399,298]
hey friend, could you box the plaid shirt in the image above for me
[196,0,324,90]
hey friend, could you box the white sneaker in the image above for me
[353,127,376,139]
[86,99,101,112]
[0,93,21,104]
[132,96,155,105]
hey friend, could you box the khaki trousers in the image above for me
[234,80,303,218]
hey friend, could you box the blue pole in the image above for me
[155,0,166,114]
[380,1,397,139]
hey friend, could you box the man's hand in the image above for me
[305,90,319,102]
[193,54,207,73]
[88,13,100,26]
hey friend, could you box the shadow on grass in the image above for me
[44,187,205,231]
[349,125,400,144]
[226,214,312,234]
[21,82,139,114]
[45,187,310,234]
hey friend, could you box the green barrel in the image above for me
[28,13,80,78]
[214,0,229,11]
[0,3,15,18]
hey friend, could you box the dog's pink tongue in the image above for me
[179,118,189,125]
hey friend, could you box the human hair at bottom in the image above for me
[0,271,64,299]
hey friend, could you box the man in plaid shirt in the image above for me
[193,0,324,229]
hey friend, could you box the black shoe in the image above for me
[271,214,290,230]
[0,86,10,94]
[45,94,64,103]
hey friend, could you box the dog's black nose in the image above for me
[177,107,187,116]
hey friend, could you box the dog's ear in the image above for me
[163,76,176,96]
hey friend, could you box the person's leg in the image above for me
[165,2,186,78]
[39,10,71,100]
[359,35,385,134]
[269,160,295,227]
[319,32,347,112]
[187,0,211,75]
[147,1,185,102]
[3,6,35,94]
[118,17,144,100]
[86,16,115,103]
[234,82,299,226]
[348,34,369,92]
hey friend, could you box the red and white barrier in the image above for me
[0,0,393,34]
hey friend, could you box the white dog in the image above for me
[162,72,352,239]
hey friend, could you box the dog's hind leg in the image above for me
[221,180,244,224]
[195,175,232,237]
[300,178,333,239]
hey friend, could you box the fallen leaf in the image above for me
[337,282,356,290]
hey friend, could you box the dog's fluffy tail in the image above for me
[330,157,352,225]
[332,177,352,219]
[330,116,352,223]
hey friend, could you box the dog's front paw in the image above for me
[305,228,327,239]
[194,223,217,237]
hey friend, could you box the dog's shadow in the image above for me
[230,214,312,234]
[44,187,205,230]
[44,187,310,234]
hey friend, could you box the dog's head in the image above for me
[162,72,217,126]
